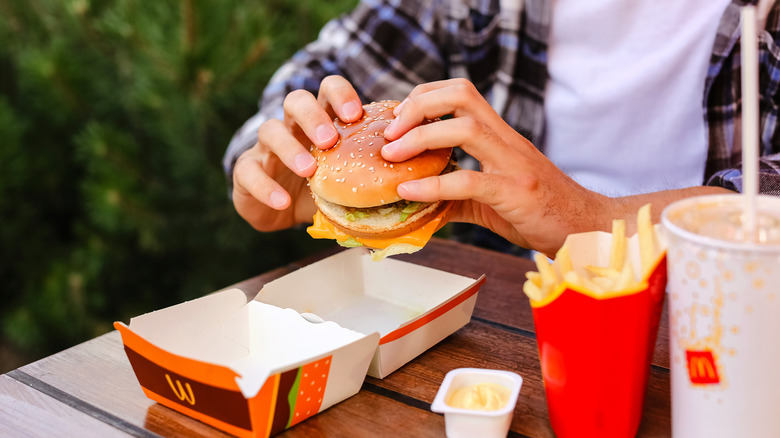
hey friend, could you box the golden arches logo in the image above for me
[165,374,196,405]
[686,350,720,384]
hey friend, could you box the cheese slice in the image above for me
[306,203,452,251]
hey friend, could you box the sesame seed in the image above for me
[350,153,355,158]
[384,163,388,167]
[369,142,373,146]
[335,166,341,171]
[348,169,353,173]
[379,178,383,183]
[370,153,374,157]
[352,187,357,193]
[408,167,413,171]
[323,176,327,180]
[390,164,394,168]
[336,154,340,159]
[344,161,347,167]
[358,148,363,152]
[360,183,364,187]
[369,167,374,171]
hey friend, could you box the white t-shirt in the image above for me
[544,0,731,197]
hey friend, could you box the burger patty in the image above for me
[312,193,449,239]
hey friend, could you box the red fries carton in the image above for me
[529,225,667,438]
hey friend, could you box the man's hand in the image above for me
[381,78,611,257]
[232,76,363,231]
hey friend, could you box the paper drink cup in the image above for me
[662,194,780,437]
[530,229,667,438]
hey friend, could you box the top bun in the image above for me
[308,100,452,208]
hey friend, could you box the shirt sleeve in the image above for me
[706,2,780,196]
[707,155,780,195]
[222,0,448,193]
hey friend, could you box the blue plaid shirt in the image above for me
[225,0,780,195]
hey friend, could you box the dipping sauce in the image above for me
[446,382,511,411]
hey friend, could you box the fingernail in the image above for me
[269,190,287,208]
[342,101,361,120]
[315,124,336,144]
[386,117,399,136]
[393,98,408,116]
[294,153,316,173]
[383,139,400,154]
[397,180,420,197]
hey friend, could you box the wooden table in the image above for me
[0,238,671,437]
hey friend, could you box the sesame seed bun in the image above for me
[307,100,454,241]
[308,100,452,208]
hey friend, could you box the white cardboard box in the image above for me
[255,248,486,378]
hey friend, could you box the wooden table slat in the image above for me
[0,375,128,438]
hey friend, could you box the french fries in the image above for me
[523,204,658,301]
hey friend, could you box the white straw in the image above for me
[741,5,759,242]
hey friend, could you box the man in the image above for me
[224,0,780,257]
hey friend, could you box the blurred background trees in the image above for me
[0,0,356,372]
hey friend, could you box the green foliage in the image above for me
[0,0,356,367]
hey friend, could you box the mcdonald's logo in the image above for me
[685,350,720,384]
[165,374,196,405]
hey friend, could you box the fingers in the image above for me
[381,117,508,165]
[318,75,363,123]
[233,152,291,211]
[385,78,488,140]
[283,89,339,150]
[283,77,364,152]
[397,169,504,206]
[257,119,317,177]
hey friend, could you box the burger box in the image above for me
[254,247,486,378]
[114,247,486,437]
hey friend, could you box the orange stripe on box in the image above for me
[379,275,486,345]
[265,374,280,438]
[141,386,252,438]
[246,373,281,438]
[114,322,240,391]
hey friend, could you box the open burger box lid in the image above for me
[115,247,486,437]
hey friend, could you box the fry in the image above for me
[523,280,544,301]
[638,203,655,275]
[554,244,573,277]
[584,265,620,278]
[525,271,542,288]
[580,274,606,295]
[591,275,615,290]
[563,270,582,285]
[613,258,636,290]
[609,219,626,271]
[534,252,558,296]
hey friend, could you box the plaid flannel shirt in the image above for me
[224,0,780,195]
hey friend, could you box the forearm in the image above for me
[604,185,735,235]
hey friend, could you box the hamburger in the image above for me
[306,100,455,260]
